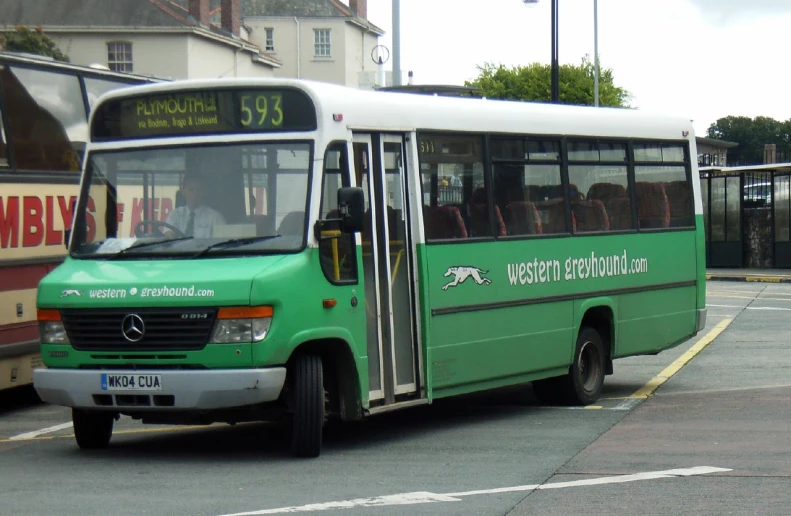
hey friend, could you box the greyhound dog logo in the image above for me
[442,266,491,291]
[60,289,82,298]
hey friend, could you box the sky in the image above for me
[363,0,791,137]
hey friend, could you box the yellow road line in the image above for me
[707,275,790,283]
[624,317,733,401]
[746,276,785,283]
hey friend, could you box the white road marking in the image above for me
[710,294,791,302]
[708,304,791,311]
[218,466,731,515]
[711,290,791,297]
[8,422,73,441]
[611,397,642,411]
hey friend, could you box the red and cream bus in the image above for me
[0,51,164,393]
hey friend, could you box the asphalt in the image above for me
[508,281,791,515]
[2,282,789,516]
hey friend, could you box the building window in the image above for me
[107,41,133,73]
[265,28,274,52]
[314,29,331,57]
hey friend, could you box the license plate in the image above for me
[101,373,162,391]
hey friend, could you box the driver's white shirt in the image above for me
[165,204,226,238]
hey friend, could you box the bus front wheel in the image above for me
[290,354,325,458]
[72,408,114,449]
[561,327,606,405]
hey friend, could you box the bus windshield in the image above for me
[70,141,312,258]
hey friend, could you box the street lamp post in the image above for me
[593,0,599,107]
[525,0,599,106]
[550,0,559,103]
[524,0,559,103]
[392,0,402,87]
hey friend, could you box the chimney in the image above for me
[189,0,210,27]
[221,0,241,36]
[349,0,367,19]
[764,143,777,165]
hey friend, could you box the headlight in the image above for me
[39,321,70,345]
[37,310,70,345]
[210,306,273,344]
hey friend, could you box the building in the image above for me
[0,0,280,79]
[242,0,385,88]
[696,136,737,167]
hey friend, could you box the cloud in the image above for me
[686,0,791,23]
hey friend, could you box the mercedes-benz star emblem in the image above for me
[121,314,145,342]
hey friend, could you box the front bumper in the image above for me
[33,368,287,410]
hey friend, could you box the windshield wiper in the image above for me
[107,237,195,258]
[192,235,282,258]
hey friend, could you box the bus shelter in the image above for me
[700,164,791,268]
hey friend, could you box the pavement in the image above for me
[706,268,791,283]
[2,282,790,515]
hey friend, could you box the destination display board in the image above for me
[91,87,317,140]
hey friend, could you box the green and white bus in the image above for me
[32,78,706,457]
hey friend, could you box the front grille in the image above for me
[79,363,207,370]
[61,307,217,351]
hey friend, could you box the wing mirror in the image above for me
[337,187,365,234]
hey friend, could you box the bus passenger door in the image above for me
[352,133,421,406]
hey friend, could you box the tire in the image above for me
[291,354,325,458]
[72,408,114,449]
[558,327,606,406]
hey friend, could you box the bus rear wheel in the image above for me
[560,327,606,405]
[72,408,114,449]
[290,354,325,458]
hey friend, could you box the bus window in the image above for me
[634,143,663,162]
[272,146,311,237]
[0,66,86,171]
[418,132,490,240]
[491,137,566,236]
[73,142,311,256]
[84,77,137,109]
[632,143,693,228]
[634,165,690,228]
[318,143,356,283]
[0,102,7,167]
[567,140,632,233]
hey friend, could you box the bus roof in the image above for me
[0,50,166,84]
[90,77,696,142]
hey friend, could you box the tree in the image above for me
[706,115,791,166]
[465,55,632,108]
[1,26,70,62]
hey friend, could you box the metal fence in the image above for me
[438,185,464,204]
[743,171,773,209]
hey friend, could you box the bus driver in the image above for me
[165,173,226,238]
